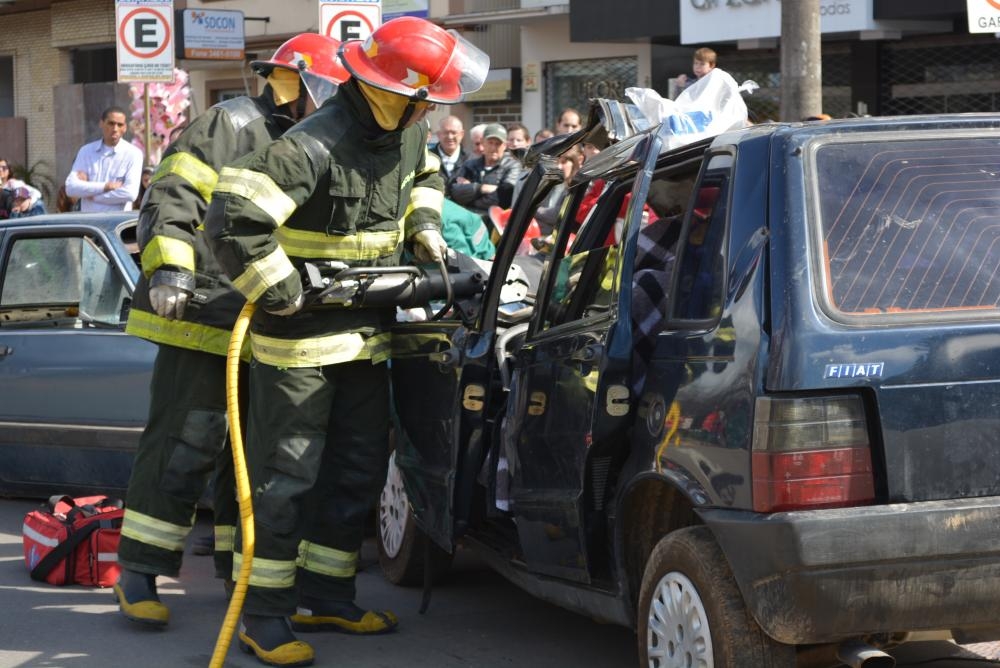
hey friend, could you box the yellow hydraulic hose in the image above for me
[209,301,257,668]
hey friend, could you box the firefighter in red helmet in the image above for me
[115,33,348,629]
[204,17,488,667]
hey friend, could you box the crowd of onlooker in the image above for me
[428,106,590,259]
[1,105,151,221]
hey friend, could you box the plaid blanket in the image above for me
[632,215,680,390]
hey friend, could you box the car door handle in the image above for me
[428,348,460,369]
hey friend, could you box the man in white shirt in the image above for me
[65,106,143,212]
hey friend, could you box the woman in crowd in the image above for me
[0,158,46,218]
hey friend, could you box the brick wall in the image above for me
[50,0,116,49]
[471,103,528,130]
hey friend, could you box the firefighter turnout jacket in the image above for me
[205,82,444,367]
[126,94,294,354]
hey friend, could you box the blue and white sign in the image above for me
[179,9,244,60]
[383,0,428,21]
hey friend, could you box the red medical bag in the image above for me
[22,495,124,587]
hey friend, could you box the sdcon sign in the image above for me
[177,8,245,60]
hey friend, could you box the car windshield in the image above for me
[814,135,1000,321]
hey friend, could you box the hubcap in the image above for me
[646,571,714,668]
[378,452,409,558]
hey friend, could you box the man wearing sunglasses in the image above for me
[205,17,488,667]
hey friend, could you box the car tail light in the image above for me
[751,395,875,512]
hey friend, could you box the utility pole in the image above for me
[780,0,822,122]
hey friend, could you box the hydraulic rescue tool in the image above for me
[209,252,489,667]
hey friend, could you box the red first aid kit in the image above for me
[22,495,125,587]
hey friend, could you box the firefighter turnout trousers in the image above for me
[237,359,390,617]
[118,344,244,579]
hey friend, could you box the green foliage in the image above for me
[10,160,56,203]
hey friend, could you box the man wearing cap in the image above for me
[451,122,523,217]
[113,33,348,630]
[205,17,489,666]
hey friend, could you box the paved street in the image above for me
[0,497,997,668]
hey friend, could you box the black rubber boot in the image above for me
[239,615,314,667]
[290,597,398,635]
[113,569,169,626]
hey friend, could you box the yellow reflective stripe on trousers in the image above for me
[274,226,401,261]
[153,151,219,203]
[297,541,358,578]
[232,245,296,302]
[214,525,236,553]
[214,166,297,227]
[121,509,190,552]
[140,236,196,275]
[232,551,296,589]
[126,308,234,357]
[252,331,391,368]
[405,186,444,218]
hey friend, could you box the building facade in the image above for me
[0,0,996,205]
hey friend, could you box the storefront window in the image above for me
[544,57,637,132]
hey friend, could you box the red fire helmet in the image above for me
[339,17,489,105]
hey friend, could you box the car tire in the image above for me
[637,526,796,668]
[376,451,454,586]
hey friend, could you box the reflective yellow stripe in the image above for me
[214,525,236,553]
[121,509,190,552]
[423,152,441,175]
[390,331,450,358]
[297,541,358,578]
[274,226,401,261]
[215,166,297,227]
[126,309,237,357]
[405,186,444,218]
[153,151,219,202]
[601,246,619,292]
[401,169,415,190]
[367,333,391,361]
[252,331,391,367]
[140,236,195,274]
[233,551,297,589]
[233,246,296,302]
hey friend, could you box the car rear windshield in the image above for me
[815,135,1000,321]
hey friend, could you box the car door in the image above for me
[0,222,155,495]
[501,132,667,583]
[390,161,562,552]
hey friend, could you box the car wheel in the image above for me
[376,451,453,586]
[637,526,796,668]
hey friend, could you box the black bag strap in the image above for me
[50,496,124,523]
[29,521,102,582]
[97,497,125,511]
[47,495,76,513]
